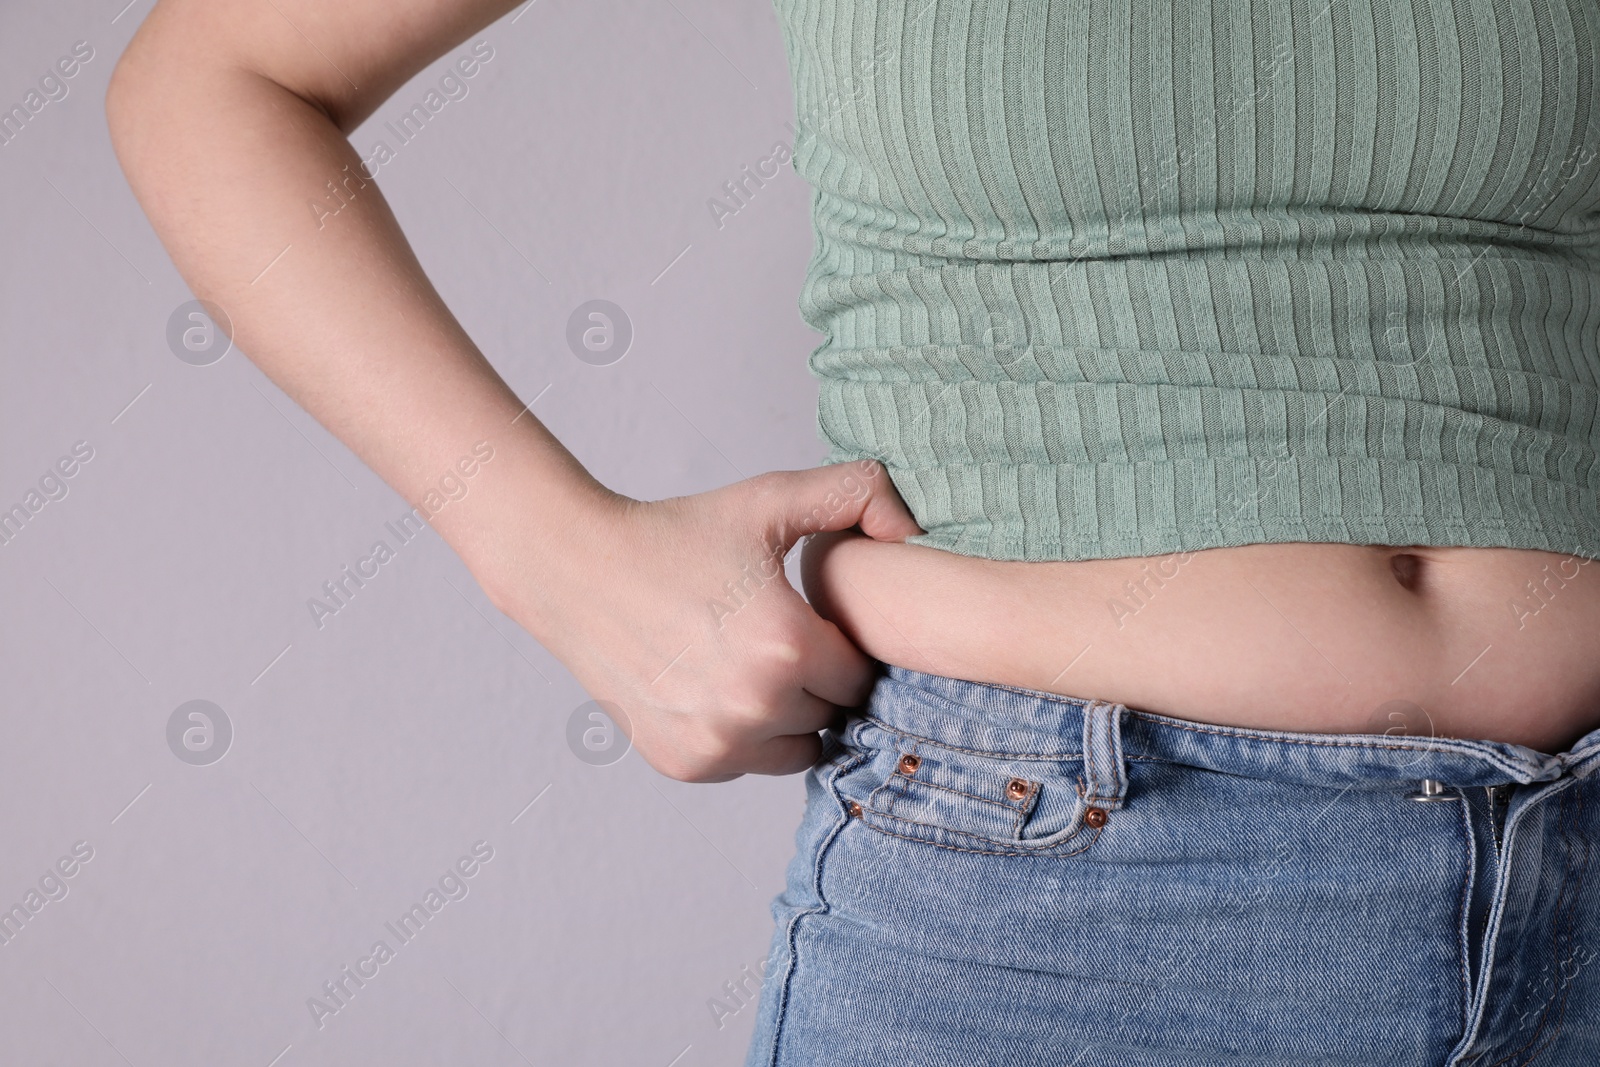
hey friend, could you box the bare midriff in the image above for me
[802,536,1600,755]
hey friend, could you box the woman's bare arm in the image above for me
[106,0,594,567]
[106,0,920,781]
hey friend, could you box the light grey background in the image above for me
[1,2,827,1063]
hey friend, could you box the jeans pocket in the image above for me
[828,716,1105,857]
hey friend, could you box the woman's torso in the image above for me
[804,537,1600,754]
[775,0,1600,753]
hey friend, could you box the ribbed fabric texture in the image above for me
[770,0,1600,562]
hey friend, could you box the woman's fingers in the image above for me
[760,460,925,554]
[740,731,826,777]
[793,608,880,712]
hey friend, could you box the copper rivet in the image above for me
[848,801,862,818]
[1005,778,1030,801]
[1084,806,1108,829]
[898,753,921,776]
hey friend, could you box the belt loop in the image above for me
[1081,699,1130,811]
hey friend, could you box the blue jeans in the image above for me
[744,665,1600,1066]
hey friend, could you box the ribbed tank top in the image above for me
[770,0,1600,562]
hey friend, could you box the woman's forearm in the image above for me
[104,20,603,613]
[105,0,924,782]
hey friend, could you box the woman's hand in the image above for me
[106,1,923,784]
[485,460,923,782]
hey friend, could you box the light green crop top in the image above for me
[770,0,1600,562]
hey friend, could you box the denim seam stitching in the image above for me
[885,771,1030,814]
[873,717,1535,799]
[1491,783,1591,1066]
[857,806,1099,857]
[864,716,1161,763]
[865,740,920,818]
[1452,790,1533,1063]
[1467,777,1588,1067]
[759,751,863,1067]
[1537,783,1590,1062]
[985,681,1100,703]
[1560,747,1600,778]
[866,772,897,818]
[983,679,1095,704]
[876,695,1541,778]
[1455,793,1476,1040]
[1127,716,1542,778]
[1482,788,1569,1067]
[858,813,1101,857]
[1546,784,1593,1059]
[1081,700,1120,808]
[860,752,1049,842]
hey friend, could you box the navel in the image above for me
[1389,551,1423,592]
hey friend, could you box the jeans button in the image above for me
[1409,778,1453,802]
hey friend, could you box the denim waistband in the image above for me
[870,665,1600,791]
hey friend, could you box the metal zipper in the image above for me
[1485,784,1511,853]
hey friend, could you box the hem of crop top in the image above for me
[822,450,1600,564]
